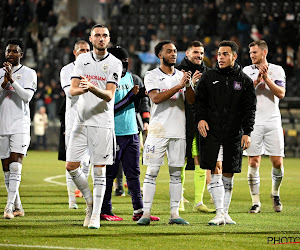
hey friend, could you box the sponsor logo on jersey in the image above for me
[113,73,119,81]
[233,81,242,90]
[85,74,106,81]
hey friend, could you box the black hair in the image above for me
[154,40,174,58]
[108,45,129,59]
[187,41,204,50]
[218,40,239,54]
[6,38,24,52]
[90,24,108,33]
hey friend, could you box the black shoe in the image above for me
[271,195,282,212]
[115,188,125,196]
[249,204,261,213]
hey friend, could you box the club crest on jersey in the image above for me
[16,74,22,80]
[113,73,119,81]
[233,81,242,90]
[103,64,109,71]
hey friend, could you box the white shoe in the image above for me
[4,208,14,219]
[13,208,25,217]
[208,214,225,226]
[69,202,78,209]
[83,206,92,227]
[224,213,236,225]
[88,214,100,229]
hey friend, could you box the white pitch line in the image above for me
[44,175,66,186]
[0,244,113,250]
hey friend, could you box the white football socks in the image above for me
[222,176,234,214]
[92,167,106,217]
[169,166,182,219]
[247,166,260,205]
[7,162,22,210]
[208,174,224,215]
[142,165,160,218]
[66,170,76,204]
[68,167,93,206]
[271,166,284,196]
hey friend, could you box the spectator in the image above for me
[33,106,48,150]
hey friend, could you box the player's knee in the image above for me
[249,157,260,168]
[66,162,80,171]
[9,162,22,174]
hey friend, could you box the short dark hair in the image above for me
[154,40,174,58]
[218,40,238,54]
[90,24,108,34]
[249,40,268,51]
[6,38,24,52]
[187,41,204,50]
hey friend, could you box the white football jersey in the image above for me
[0,64,37,135]
[60,62,78,132]
[243,63,286,126]
[145,68,186,139]
[71,52,122,128]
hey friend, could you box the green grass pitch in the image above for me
[0,151,299,249]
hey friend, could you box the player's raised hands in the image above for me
[179,70,192,89]
[259,65,269,80]
[191,70,202,86]
[3,62,13,83]
[79,75,92,92]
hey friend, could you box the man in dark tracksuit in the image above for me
[176,41,214,213]
[193,40,256,225]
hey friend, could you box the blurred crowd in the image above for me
[0,0,299,122]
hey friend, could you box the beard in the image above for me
[93,43,107,51]
[162,57,175,67]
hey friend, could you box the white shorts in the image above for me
[143,137,186,167]
[217,145,223,162]
[66,125,115,166]
[245,125,284,157]
[0,134,30,159]
[65,128,90,166]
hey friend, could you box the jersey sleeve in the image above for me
[274,66,286,88]
[60,66,72,98]
[144,71,159,93]
[24,69,37,92]
[71,56,84,79]
[107,59,122,86]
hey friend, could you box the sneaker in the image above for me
[137,217,150,225]
[115,188,125,196]
[69,202,78,209]
[88,214,100,229]
[208,214,225,226]
[100,213,123,221]
[13,208,25,217]
[169,218,189,225]
[271,195,282,212]
[132,213,160,221]
[224,213,236,225]
[249,204,261,214]
[75,189,83,198]
[4,208,14,219]
[193,204,216,213]
[83,206,92,227]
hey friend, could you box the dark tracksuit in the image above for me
[193,62,256,173]
[176,57,209,170]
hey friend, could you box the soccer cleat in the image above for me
[249,204,261,214]
[100,213,123,221]
[132,213,160,221]
[69,202,78,209]
[115,188,125,196]
[169,218,189,225]
[271,195,282,212]
[4,208,14,219]
[83,206,93,227]
[137,217,150,225]
[224,213,236,225]
[208,214,225,226]
[75,189,83,198]
[13,208,25,217]
[88,214,100,229]
[193,204,216,213]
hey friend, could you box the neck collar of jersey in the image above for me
[159,67,176,76]
[91,51,109,62]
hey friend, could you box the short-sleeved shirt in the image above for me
[0,64,37,135]
[114,72,138,136]
[71,52,122,128]
[243,63,286,127]
[144,68,186,139]
[60,62,78,132]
